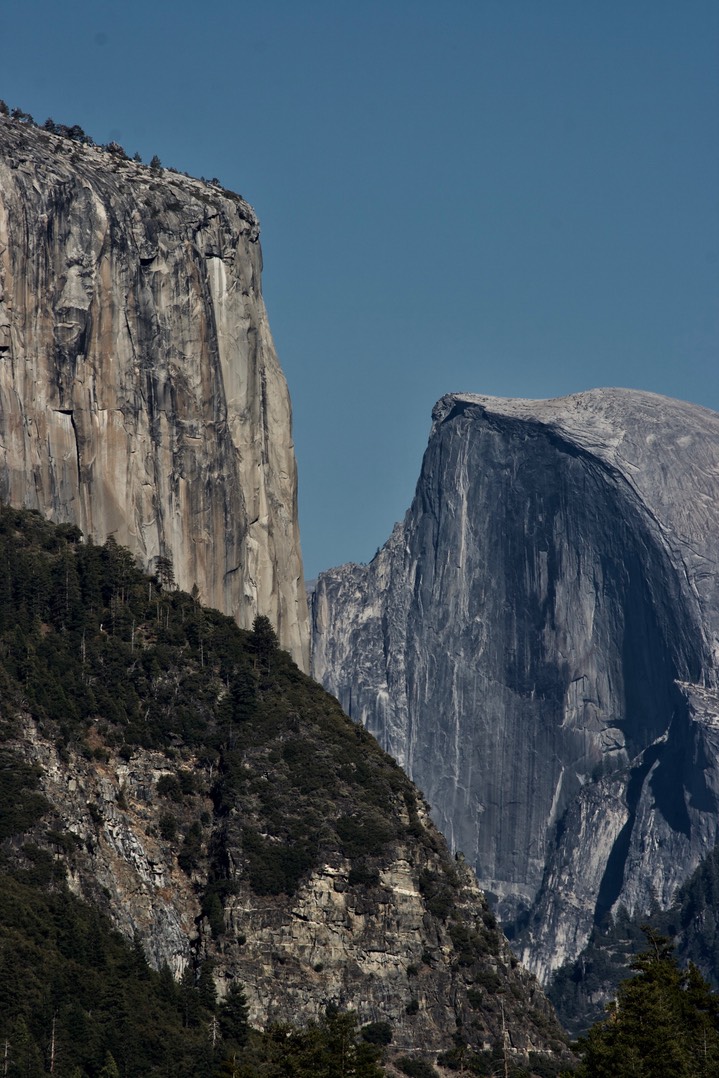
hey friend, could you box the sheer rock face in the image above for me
[312,388,719,980]
[0,118,308,669]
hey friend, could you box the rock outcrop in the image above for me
[312,388,719,981]
[0,505,568,1064]
[0,117,308,668]
[15,720,557,1055]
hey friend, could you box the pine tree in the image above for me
[218,982,249,1048]
[97,1052,120,1078]
[154,554,175,591]
[180,966,201,1028]
[575,929,719,1077]
[197,961,217,1012]
[251,615,278,672]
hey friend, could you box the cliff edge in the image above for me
[313,388,719,981]
[0,116,308,668]
[0,506,569,1068]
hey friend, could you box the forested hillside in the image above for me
[0,505,568,1076]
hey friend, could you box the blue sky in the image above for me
[3,1,718,578]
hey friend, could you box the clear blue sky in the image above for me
[3,1,718,578]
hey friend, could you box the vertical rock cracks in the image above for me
[313,388,719,980]
[0,118,308,668]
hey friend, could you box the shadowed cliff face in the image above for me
[0,118,308,669]
[0,505,569,1062]
[313,389,719,979]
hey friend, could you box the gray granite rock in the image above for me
[313,388,719,979]
[8,712,565,1061]
[0,118,308,668]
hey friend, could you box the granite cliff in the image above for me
[0,506,568,1071]
[0,116,308,668]
[312,388,719,983]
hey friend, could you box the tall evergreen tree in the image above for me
[218,983,249,1048]
[574,929,719,1078]
[98,1052,121,1078]
[251,614,278,672]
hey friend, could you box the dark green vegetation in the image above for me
[549,844,719,1037]
[0,845,241,1077]
[0,505,407,1075]
[571,930,719,1078]
[0,845,384,1076]
[0,506,570,1076]
[0,504,425,905]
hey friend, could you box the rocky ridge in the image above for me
[0,506,568,1068]
[312,388,719,982]
[0,116,308,668]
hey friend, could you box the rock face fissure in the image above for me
[0,504,570,1062]
[18,719,560,1056]
[312,388,719,981]
[0,118,309,669]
